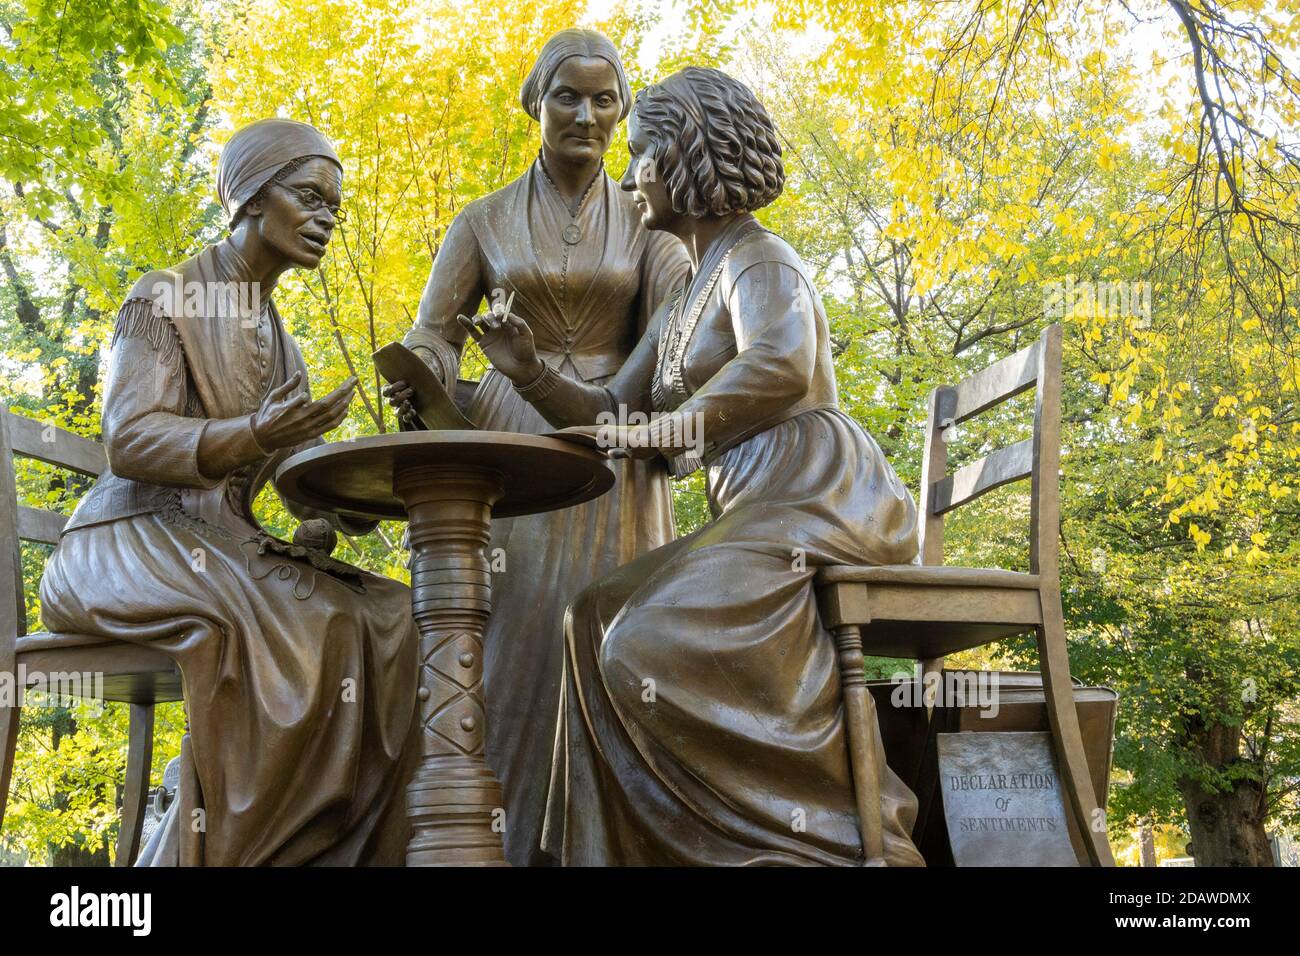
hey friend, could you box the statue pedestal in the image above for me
[277,431,612,866]
[868,673,1117,866]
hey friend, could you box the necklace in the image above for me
[660,251,735,400]
[652,217,765,411]
[538,155,602,245]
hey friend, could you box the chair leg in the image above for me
[832,623,886,864]
[177,731,203,866]
[115,702,154,867]
[0,698,20,832]
[0,627,15,828]
[1037,588,1115,866]
[920,656,944,712]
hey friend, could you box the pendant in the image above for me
[562,223,582,245]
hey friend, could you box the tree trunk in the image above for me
[1138,819,1157,867]
[1177,721,1274,867]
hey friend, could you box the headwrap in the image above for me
[216,119,342,226]
[520,29,630,122]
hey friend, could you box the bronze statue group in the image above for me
[42,29,926,866]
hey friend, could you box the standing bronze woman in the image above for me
[40,120,418,866]
[386,29,689,865]
[466,68,926,865]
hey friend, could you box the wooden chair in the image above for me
[816,324,1116,866]
[0,404,186,865]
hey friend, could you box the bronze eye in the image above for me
[288,184,345,220]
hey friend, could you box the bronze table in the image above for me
[276,431,613,866]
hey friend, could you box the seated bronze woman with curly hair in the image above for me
[464,66,924,866]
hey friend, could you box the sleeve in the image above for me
[672,259,816,456]
[102,299,262,488]
[403,210,485,386]
[521,227,684,426]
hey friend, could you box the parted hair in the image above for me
[520,29,631,122]
[633,67,784,217]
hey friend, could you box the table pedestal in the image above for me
[395,463,506,866]
[276,430,613,867]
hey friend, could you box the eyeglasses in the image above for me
[274,182,347,222]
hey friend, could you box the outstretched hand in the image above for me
[252,372,357,451]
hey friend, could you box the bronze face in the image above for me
[540,56,623,166]
[244,157,343,268]
[622,111,678,232]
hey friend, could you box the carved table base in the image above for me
[275,430,614,867]
[395,464,506,866]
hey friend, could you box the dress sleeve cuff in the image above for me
[197,415,268,481]
[513,363,562,403]
[402,327,461,387]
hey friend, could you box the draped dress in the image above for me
[40,242,419,866]
[404,159,689,865]
[539,217,926,865]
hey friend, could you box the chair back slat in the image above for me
[2,405,107,638]
[917,387,954,565]
[1029,326,1064,579]
[918,325,1063,580]
[948,338,1044,426]
[17,506,67,546]
[3,408,106,477]
[930,438,1034,515]
[0,410,22,640]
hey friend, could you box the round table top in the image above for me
[275,430,614,521]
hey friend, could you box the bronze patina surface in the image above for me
[464,67,927,865]
[275,431,613,521]
[36,119,419,866]
[384,28,690,865]
[277,431,612,865]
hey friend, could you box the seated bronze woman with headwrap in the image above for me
[40,119,418,866]
[465,68,925,865]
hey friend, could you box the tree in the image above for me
[765,0,1300,863]
[3,0,1297,865]
[0,0,214,863]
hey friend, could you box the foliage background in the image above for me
[1,0,1297,864]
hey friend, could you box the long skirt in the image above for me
[467,368,675,866]
[540,408,926,865]
[39,508,418,866]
